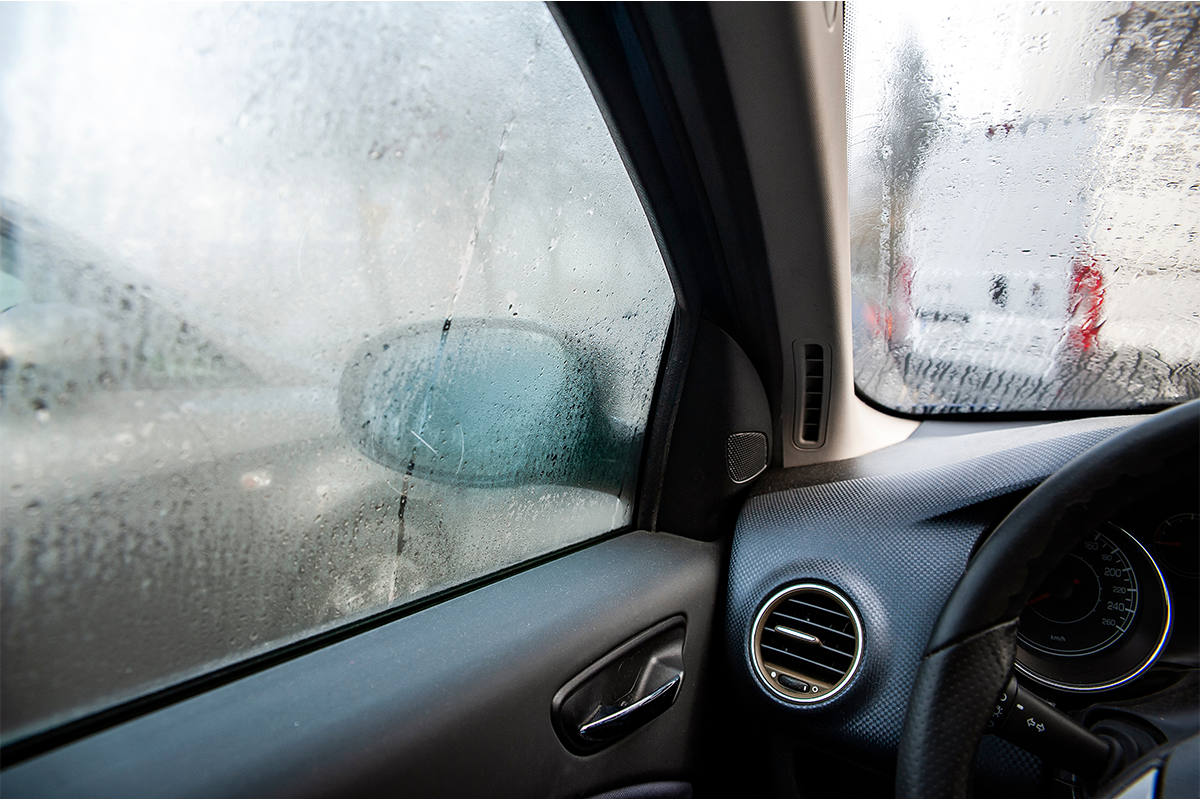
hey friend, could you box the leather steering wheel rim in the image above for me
[896,399,1200,798]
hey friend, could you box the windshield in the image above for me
[847,1,1200,414]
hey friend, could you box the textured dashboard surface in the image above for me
[726,415,1144,769]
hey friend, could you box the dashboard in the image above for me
[728,414,1199,794]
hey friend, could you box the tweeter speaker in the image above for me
[726,431,768,484]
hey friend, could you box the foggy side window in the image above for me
[0,3,675,744]
[846,2,1200,414]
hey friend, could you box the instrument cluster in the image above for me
[1014,474,1198,695]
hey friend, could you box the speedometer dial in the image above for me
[1015,524,1171,693]
[1018,530,1137,657]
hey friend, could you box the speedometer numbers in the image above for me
[1019,531,1136,657]
[1015,524,1170,693]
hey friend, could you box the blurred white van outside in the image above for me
[898,113,1105,380]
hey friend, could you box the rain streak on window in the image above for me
[846,2,1200,414]
[0,3,675,743]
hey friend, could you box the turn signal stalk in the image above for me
[987,675,1114,782]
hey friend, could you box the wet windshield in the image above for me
[847,1,1200,414]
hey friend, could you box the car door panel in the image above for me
[3,531,719,798]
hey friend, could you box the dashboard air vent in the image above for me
[793,342,828,448]
[751,583,863,703]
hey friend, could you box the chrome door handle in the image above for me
[577,672,683,742]
[552,617,686,754]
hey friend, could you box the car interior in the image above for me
[1,2,1197,798]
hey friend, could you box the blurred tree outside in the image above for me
[851,28,941,349]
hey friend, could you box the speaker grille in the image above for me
[726,431,768,484]
[751,584,863,703]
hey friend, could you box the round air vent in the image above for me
[751,583,863,703]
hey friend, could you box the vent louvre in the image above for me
[751,584,863,703]
[793,342,828,448]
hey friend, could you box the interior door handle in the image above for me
[552,617,686,754]
[578,672,683,742]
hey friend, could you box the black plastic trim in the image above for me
[632,4,783,458]
[656,319,772,540]
[636,307,694,532]
[854,381,1182,423]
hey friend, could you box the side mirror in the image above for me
[338,318,636,492]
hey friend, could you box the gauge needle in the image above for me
[1026,578,1079,606]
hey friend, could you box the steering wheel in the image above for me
[896,399,1200,798]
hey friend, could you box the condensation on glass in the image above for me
[0,3,675,742]
[846,2,1200,414]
